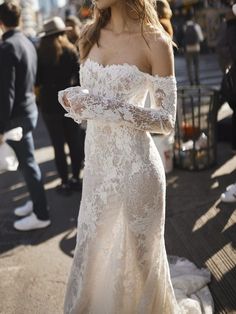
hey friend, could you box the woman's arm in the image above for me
[58,35,177,134]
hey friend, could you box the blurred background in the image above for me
[0,1,235,313]
[0,0,233,51]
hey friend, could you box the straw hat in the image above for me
[38,16,72,38]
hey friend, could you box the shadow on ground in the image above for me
[166,143,236,313]
[0,114,81,257]
[0,112,235,313]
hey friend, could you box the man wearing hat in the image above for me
[0,0,50,230]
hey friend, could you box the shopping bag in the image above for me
[0,127,23,173]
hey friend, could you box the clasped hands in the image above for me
[58,86,89,116]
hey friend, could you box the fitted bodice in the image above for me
[80,58,150,108]
[58,57,177,173]
[79,59,160,172]
[60,57,177,132]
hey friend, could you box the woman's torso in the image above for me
[80,58,161,176]
[80,28,169,170]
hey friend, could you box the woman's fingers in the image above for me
[59,88,87,114]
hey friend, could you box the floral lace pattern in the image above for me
[58,59,177,135]
[59,59,213,314]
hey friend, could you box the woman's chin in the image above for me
[96,3,109,10]
[95,0,118,10]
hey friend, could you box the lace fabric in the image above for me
[59,58,213,314]
[58,60,177,135]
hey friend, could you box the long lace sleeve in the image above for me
[58,75,177,134]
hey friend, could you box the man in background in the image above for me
[183,12,204,85]
[220,3,236,203]
[0,0,50,231]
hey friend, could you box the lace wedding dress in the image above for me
[59,58,214,314]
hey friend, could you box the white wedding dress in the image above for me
[59,58,214,314]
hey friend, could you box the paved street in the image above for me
[0,54,235,314]
[175,53,222,87]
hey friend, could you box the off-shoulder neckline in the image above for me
[81,58,175,81]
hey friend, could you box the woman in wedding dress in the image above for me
[58,0,214,313]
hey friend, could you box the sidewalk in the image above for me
[175,53,222,88]
[0,54,235,314]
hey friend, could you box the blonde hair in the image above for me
[156,0,172,20]
[79,0,169,60]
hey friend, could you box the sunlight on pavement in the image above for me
[211,155,236,178]
[210,181,219,189]
[34,146,54,164]
[11,177,62,195]
[206,243,236,280]
[221,212,236,233]
[44,178,61,190]
[192,202,221,232]
[9,182,25,191]
[166,176,179,188]
[13,192,29,202]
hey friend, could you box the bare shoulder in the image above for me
[144,30,174,77]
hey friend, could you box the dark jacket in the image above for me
[226,18,236,62]
[36,47,79,116]
[0,29,38,134]
[220,18,236,110]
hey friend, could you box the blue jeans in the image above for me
[7,114,49,220]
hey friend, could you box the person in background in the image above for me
[65,15,86,167]
[65,15,82,48]
[0,1,50,231]
[183,11,204,85]
[220,4,236,204]
[156,0,173,38]
[216,13,233,73]
[219,3,236,153]
[36,17,84,195]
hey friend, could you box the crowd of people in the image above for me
[0,1,85,231]
[0,1,235,314]
[0,0,235,229]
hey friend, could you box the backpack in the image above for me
[184,24,199,46]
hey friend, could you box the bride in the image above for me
[58,0,213,313]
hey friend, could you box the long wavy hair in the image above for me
[79,0,169,60]
[156,0,172,19]
[38,32,77,65]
